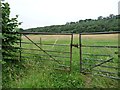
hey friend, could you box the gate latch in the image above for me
[72,44,79,48]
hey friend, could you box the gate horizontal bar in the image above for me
[42,44,70,46]
[1,45,20,49]
[82,45,120,48]
[100,65,120,69]
[93,69,117,74]
[94,74,120,80]
[6,31,120,35]
[80,61,116,65]
[80,31,120,35]
[19,32,72,35]
[58,64,70,68]
[18,42,70,46]
[3,56,19,59]
[21,55,62,62]
[21,47,70,53]
[22,52,70,58]
[82,53,112,56]
[83,58,106,62]
[55,68,70,72]
[22,56,70,62]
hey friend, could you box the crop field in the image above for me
[10,33,119,88]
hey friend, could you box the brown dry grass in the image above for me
[22,35,71,41]
[22,34,118,41]
[81,34,118,40]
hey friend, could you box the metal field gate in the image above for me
[79,32,120,80]
[18,31,120,81]
[19,32,73,72]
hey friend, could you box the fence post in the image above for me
[79,34,82,73]
[70,34,73,72]
[39,37,42,60]
[40,37,42,47]
[20,33,22,61]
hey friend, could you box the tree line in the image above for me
[24,14,119,33]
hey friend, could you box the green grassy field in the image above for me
[9,34,119,88]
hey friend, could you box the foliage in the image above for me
[24,14,119,33]
[2,2,22,88]
[2,2,21,63]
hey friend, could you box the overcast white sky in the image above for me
[5,0,120,29]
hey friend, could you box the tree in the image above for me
[2,2,21,63]
[109,14,115,19]
[98,16,103,20]
[2,2,23,87]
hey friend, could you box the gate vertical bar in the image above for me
[70,34,73,72]
[118,31,120,88]
[79,34,82,73]
[20,33,22,61]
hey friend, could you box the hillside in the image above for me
[23,14,119,33]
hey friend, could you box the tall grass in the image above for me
[4,34,119,88]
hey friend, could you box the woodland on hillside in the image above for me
[24,14,120,33]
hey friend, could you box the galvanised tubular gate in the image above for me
[79,31,120,80]
[19,32,73,72]
[18,31,120,80]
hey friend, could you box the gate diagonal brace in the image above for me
[23,34,60,64]
[81,57,114,74]
[90,57,114,70]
